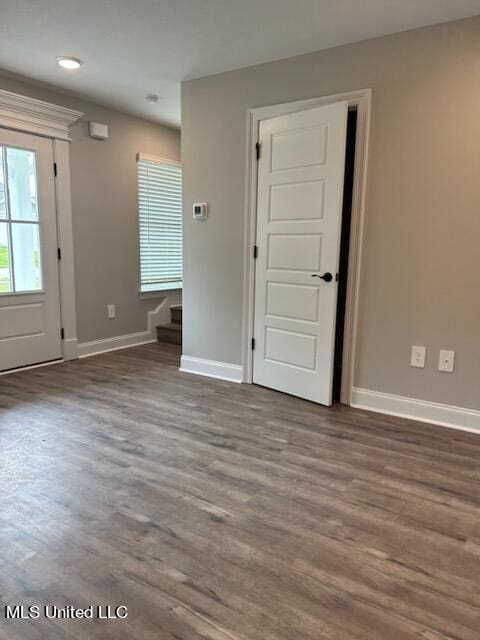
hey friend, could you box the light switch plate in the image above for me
[438,349,455,373]
[107,304,116,319]
[411,346,426,368]
[193,203,208,220]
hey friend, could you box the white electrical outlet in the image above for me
[411,346,426,368]
[438,349,455,373]
[107,304,116,319]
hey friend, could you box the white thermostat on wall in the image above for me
[193,203,208,220]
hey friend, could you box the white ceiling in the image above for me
[1,0,479,128]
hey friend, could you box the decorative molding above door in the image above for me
[0,89,83,140]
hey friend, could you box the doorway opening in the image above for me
[332,107,357,403]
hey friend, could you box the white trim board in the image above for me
[54,138,79,361]
[78,331,156,358]
[242,89,371,405]
[180,356,243,383]
[0,89,83,141]
[351,388,480,434]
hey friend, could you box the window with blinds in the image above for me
[137,154,183,292]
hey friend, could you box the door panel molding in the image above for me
[0,90,83,366]
[243,89,372,405]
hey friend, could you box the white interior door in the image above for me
[0,129,61,371]
[253,101,348,405]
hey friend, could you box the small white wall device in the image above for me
[89,122,109,140]
[193,203,208,220]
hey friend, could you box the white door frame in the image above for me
[0,89,83,363]
[242,89,371,405]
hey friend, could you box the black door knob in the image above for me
[312,272,333,283]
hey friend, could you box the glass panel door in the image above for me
[0,145,43,294]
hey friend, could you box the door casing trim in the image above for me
[0,89,83,362]
[242,89,372,405]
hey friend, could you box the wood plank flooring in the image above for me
[0,342,479,639]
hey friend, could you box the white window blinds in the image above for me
[137,154,182,292]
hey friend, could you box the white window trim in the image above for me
[139,282,183,300]
[0,89,83,362]
[136,152,183,296]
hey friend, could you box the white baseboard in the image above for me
[180,355,243,383]
[78,331,156,358]
[76,294,182,359]
[351,387,480,434]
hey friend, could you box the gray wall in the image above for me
[0,71,181,343]
[182,16,480,410]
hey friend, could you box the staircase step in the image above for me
[157,323,182,345]
[170,304,182,325]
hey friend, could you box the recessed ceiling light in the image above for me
[145,94,160,103]
[57,56,83,70]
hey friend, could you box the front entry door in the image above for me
[253,101,348,405]
[0,129,61,371]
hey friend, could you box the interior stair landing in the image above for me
[157,304,182,345]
